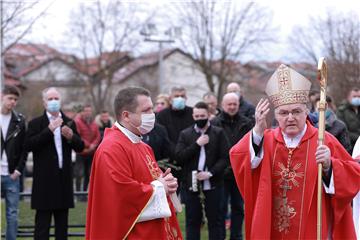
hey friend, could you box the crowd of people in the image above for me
[1,63,360,240]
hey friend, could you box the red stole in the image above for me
[230,122,359,239]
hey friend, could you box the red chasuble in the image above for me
[86,126,182,240]
[230,121,360,239]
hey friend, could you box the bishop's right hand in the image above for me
[253,98,270,136]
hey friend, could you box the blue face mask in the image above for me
[172,97,186,110]
[325,109,332,119]
[351,97,360,107]
[310,110,331,122]
[47,100,61,113]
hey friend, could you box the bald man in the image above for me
[211,93,254,240]
[226,82,255,120]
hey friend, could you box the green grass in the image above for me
[1,200,214,239]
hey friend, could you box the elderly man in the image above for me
[202,92,220,120]
[211,93,253,240]
[86,87,182,239]
[25,87,84,240]
[226,82,255,119]
[230,64,360,239]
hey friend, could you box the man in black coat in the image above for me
[142,122,171,163]
[176,102,229,240]
[211,93,254,240]
[25,87,84,240]
[1,85,27,240]
[226,82,255,120]
[156,86,194,190]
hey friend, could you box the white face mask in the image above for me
[130,113,155,134]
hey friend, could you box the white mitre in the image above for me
[265,64,312,108]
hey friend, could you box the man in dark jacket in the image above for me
[1,85,27,240]
[156,86,194,190]
[25,87,84,240]
[142,122,171,163]
[176,101,229,240]
[336,87,360,151]
[211,93,254,240]
[226,82,255,120]
[309,96,352,154]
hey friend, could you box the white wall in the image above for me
[24,59,86,82]
[161,52,210,107]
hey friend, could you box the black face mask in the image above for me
[195,119,208,129]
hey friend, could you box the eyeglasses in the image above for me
[276,109,305,118]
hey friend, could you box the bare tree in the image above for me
[1,0,53,53]
[171,1,275,98]
[289,11,360,104]
[68,0,151,113]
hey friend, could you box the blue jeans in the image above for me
[1,175,20,240]
[221,179,244,240]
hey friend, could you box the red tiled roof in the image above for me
[76,51,130,76]
[113,48,187,82]
[4,43,130,78]
[5,43,73,78]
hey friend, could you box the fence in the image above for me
[1,191,88,239]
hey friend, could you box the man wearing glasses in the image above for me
[230,64,360,239]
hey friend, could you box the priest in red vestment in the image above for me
[230,64,360,239]
[86,87,183,240]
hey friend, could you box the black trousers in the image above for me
[184,186,224,240]
[34,209,69,240]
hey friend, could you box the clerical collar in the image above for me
[114,121,142,144]
[281,124,307,148]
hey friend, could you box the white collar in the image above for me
[281,124,307,148]
[114,121,141,143]
[46,111,61,119]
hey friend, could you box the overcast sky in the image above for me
[23,0,360,62]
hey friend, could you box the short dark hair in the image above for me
[114,87,150,120]
[170,86,186,93]
[194,101,209,111]
[203,92,216,99]
[2,85,20,97]
[309,90,320,97]
[315,95,332,103]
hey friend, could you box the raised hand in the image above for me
[253,98,270,136]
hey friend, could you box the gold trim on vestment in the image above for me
[123,153,162,239]
[123,188,155,240]
[298,140,310,239]
[272,144,306,235]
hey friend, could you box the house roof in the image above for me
[75,51,130,76]
[4,43,131,79]
[113,48,193,83]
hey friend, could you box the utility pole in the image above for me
[140,24,181,86]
